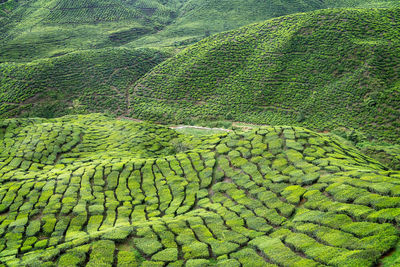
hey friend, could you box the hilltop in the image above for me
[1,1,400,120]
[2,0,398,62]
[130,8,400,144]
[130,0,400,48]
[0,114,399,266]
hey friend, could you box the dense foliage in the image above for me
[0,47,169,118]
[131,8,400,144]
[2,0,398,61]
[1,1,400,266]
[132,0,400,48]
[1,1,399,126]
[0,114,399,266]
[0,0,180,62]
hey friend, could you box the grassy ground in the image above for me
[173,126,230,136]
[0,114,399,266]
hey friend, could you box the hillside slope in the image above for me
[2,0,398,60]
[130,8,400,143]
[0,0,180,62]
[0,47,169,118]
[130,0,400,48]
[0,114,399,266]
[1,1,400,120]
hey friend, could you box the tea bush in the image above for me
[0,115,399,266]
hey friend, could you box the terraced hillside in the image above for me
[0,47,169,118]
[0,114,399,266]
[0,0,180,62]
[131,8,400,143]
[2,0,398,61]
[131,0,400,48]
[2,1,400,120]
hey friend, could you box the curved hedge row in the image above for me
[0,114,399,266]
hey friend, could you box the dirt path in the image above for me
[170,125,232,132]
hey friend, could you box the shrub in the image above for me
[26,220,41,237]
[182,241,209,259]
[134,237,163,255]
[117,251,139,267]
[58,251,86,267]
[209,240,239,256]
[231,248,268,266]
[151,248,178,262]
[185,259,210,267]
[102,227,132,241]
[86,240,115,266]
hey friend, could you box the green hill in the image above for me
[1,1,399,121]
[2,0,398,61]
[0,47,169,118]
[0,0,179,62]
[130,8,400,144]
[130,0,400,48]
[0,114,399,266]
[0,0,174,118]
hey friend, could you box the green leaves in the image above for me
[0,115,399,266]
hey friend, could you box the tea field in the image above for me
[130,8,400,145]
[0,47,169,118]
[0,114,399,266]
[1,2,400,265]
[2,0,398,62]
[1,0,400,121]
[132,0,400,48]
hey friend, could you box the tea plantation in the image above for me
[1,0,400,120]
[134,0,400,48]
[0,0,178,62]
[2,0,397,62]
[0,47,169,118]
[0,114,399,266]
[131,8,400,144]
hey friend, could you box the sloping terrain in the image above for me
[0,114,399,266]
[0,47,169,118]
[0,0,174,118]
[1,1,399,120]
[130,0,400,48]
[0,0,179,62]
[2,0,398,61]
[130,8,400,143]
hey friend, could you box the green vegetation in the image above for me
[131,0,400,48]
[131,8,400,144]
[1,0,400,266]
[173,126,230,136]
[0,114,399,266]
[1,0,399,121]
[0,47,169,118]
[0,0,179,62]
[360,144,400,170]
[2,0,397,61]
